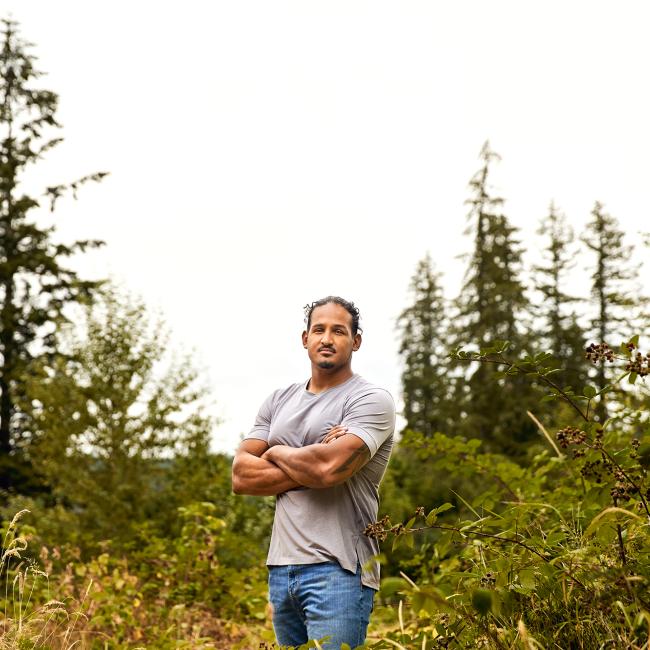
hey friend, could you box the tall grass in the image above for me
[1,509,92,649]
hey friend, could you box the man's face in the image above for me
[302,303,361,371]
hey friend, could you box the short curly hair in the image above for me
[304,296,362,335]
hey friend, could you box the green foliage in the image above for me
[0,498,272,648]
[0,19,107,485]
[369,337,650,649]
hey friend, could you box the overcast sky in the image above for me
[4,1,650,452]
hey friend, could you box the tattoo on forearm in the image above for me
[333,447,370,474]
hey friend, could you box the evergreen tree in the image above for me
[453,142,535,455]
[533,202,588,391]
[0,19,106,488]
[582,202,641,416]
[397,254,448,436]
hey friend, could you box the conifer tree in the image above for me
[533,202,588,391]
[0,19,106,488]
[453,142,535,455]
[582,202,641,416]
[397,254,448,436]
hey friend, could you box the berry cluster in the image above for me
[480,572,496,586]
[364,515,412,541]
[364,515,392,541]
[580,458,611,484]
[625,351,650,377]
[556,426,587,448]
[585,342,614,364]
[610,468,641,502]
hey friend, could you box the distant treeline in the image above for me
[396,141,648,457]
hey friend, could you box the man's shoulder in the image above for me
[349,375,393,401]
[345,375,395,407]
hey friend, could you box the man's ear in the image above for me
[352,333,362,351]
[302,330,308,348]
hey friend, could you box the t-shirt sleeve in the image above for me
[244,391,277,443]
[340,388,395,458]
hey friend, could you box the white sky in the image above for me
[4,1,650,453]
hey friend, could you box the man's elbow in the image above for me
[231,460,248,495]
[232,475,244,494]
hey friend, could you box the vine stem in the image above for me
[455,354,589,422]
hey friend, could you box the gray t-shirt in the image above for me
[245,374,395,590]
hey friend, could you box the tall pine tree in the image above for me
[0,19,106,489]
[582,202,641,417]
[397,254,448,436]
[453,142,535,455]
[533,202,588,392]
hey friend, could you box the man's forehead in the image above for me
[310,304,353,328]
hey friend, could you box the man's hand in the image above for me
[262,433,370,489]
[232,439,302,496]
[321,425,349,444]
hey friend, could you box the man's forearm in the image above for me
[263,445,333,489]
[232,452,301,496]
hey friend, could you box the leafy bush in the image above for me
[0,502,272,649]
[368,338,650,649]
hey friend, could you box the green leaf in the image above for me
[379,577,407,599]
[519,568,536,590]
[434,502,454,515]
[629,372,638,385]
[583,385,597,398]
[405,517,416,530]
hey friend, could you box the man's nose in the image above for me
[321,331,333,344]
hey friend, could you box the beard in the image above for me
[317,361,335,369]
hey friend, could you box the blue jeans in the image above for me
[268,562,375,649]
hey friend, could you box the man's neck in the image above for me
[307,366,354,394]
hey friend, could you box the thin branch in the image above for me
[405,523,587,590]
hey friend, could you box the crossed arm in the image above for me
[231,426,371,495]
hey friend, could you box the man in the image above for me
[232,296,395,649]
